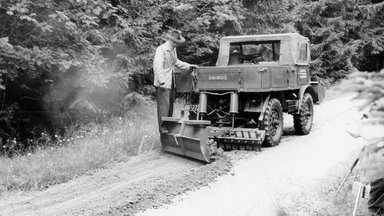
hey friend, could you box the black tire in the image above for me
[294,93,314,135]
[261,98,284,147]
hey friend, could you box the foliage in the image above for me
[346,70,384,183]
[0,0,130,141]
[242,0,298,34]
[159,0,246,65]
[0,97,158,192]
[295,0,384,82]
[0,0,247,145]
[353,1,384,72]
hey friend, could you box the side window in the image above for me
[242,44,259,55]
[242,43,278,62]
[298,43,308,62]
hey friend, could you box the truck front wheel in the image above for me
[294,93,314,135]
[261,98,284,147]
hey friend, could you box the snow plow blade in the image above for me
[160,117,211,163]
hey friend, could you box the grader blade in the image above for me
[160,117,211,163]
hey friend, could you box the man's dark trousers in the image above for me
[156,86,174,131]
[369,178,384,215]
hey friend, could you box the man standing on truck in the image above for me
[153,30,198,133]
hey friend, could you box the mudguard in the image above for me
[310,81,325,104]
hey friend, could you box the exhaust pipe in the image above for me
[198,92,207,120]
[230,92,238,113]
[230,92,238,128]
[199,92,207,114]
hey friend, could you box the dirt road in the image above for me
[138,92,367,216]
[0,91,367,216]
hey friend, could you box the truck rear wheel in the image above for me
[294,93,314,135]
[261,98,283,147]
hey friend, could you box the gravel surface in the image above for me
[137,92,368,216]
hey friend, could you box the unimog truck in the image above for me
[160,33,325,163]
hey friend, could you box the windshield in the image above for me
[228,41,280,65]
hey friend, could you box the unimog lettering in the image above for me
[208,75,228,80]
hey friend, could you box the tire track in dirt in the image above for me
[0,150,232,216]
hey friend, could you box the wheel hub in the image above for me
[270,110,281,138]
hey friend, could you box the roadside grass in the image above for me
[0,98,159,193]
[277,156,371,216]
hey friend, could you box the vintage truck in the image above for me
[160,33,325,162]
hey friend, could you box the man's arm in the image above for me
[174,51,198,72]
[174,59,191,71]
[153,47,166,85]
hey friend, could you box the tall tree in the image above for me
[242,0,298,34]
[295,0,384,82]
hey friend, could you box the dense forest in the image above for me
[0,0,383,149]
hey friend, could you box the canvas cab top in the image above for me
[216,33,310,66]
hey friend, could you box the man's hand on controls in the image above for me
[189,64,199,72]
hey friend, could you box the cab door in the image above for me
[297,66,309,85]
[296,43,310,86]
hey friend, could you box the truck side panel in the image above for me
[242,67,262,89]
[194,66,304,92]
[271,67,290,88]
[175,70,194,92]
[196,67,241,91]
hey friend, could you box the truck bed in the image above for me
[193,65,309,92]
